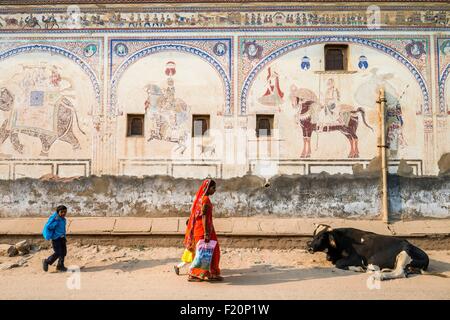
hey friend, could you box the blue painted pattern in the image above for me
[439,64,449,114]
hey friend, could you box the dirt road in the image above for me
[1,244,449,299]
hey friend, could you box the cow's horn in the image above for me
[315,224,333,233]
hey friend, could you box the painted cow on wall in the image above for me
[289,85,373,158]
[0,87,85,156]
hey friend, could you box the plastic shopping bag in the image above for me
[190,240,217,271]
[181,249,194,263]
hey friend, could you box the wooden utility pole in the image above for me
[377,88,389,224]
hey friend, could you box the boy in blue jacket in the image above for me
[42,205,68,272]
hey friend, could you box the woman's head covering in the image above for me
[184,178,213,248]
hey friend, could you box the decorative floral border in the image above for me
[439,64,449,114]
[0,4,448,32]
[436,37,450,115]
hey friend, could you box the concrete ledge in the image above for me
[67,218,116,234]
[231,218,262,234]
[150,218,179,234]
[0,218,48,235]
[213,219,233,233]
[0,217,449,237]
[113,218,152,233]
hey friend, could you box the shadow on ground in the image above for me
[428,259,450,274]
[77,258,450,284]
[80,258,179,273]
[218,264,356,286]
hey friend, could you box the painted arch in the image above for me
[110,43,231,115]
[240,36,430,115]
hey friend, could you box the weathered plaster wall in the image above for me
[0,174,448,219]
[0,2,448,219]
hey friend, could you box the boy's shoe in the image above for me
[42,259,49,272]
[56,265,68,272]
[174,265,180,276]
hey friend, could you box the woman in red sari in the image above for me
[184,179,223,282]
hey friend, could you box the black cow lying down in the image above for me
[307,224,432,280]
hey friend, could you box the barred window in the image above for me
[192,115,210,137]
[325,44,348,71]
[127,114,144,137]
[256,114,274,137]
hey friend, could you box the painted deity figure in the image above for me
[317,78,343,131]
[215,43,226,56]
[386,93,407,157]
[144,61,190,152]
[161,78,176,111]
[258,67,284,108]
[248,43,258,57]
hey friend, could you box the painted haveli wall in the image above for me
[0,1,448,184]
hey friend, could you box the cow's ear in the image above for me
[328,233,337,248]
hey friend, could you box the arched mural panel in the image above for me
[247,43,424,160]
[0,50,96,159]
[116,50,225,160]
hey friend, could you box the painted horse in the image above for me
[290,85,373,158]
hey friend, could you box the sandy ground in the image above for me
[0,243,449,300]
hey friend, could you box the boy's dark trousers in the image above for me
[45,237,67,267]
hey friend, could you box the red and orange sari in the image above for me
[184,179,221,280]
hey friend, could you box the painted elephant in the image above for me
[0,87,85,156]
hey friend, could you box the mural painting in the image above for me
[0,1,445,179]
[0,42,101,160]
[435,37,450,163]
[144,61,190,154]
[0,64,87,156]
[112,39,230,161]
[0,7,448,31]
[354,69,410,158]
[244,38,427,161]
[258,67,284,111]
[438,38,450,115]
[290,83,372,158]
